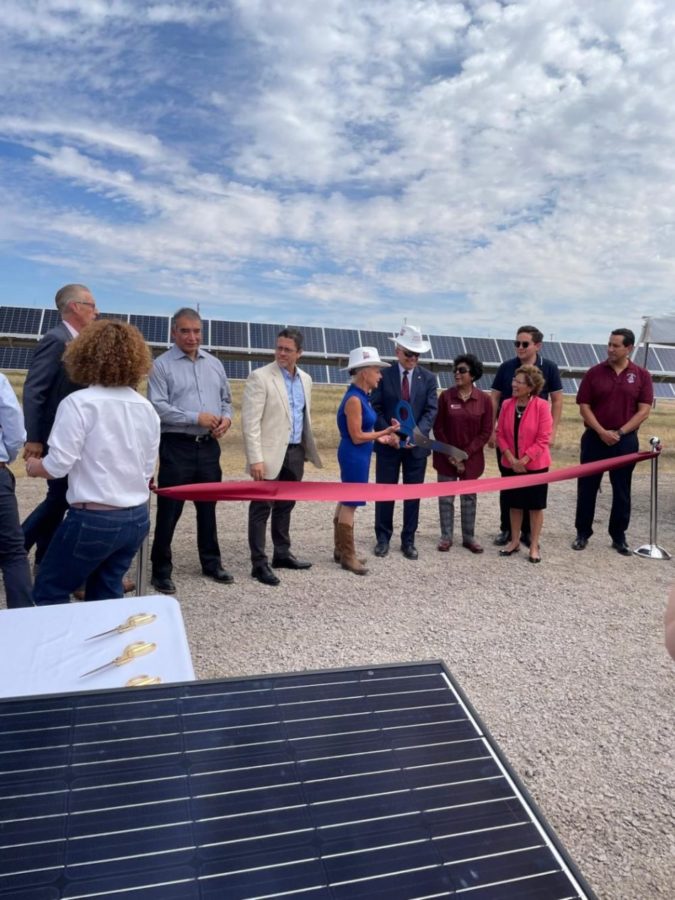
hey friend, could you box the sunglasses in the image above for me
[402,349,419,358]
[453,366,470,375]
[514,340,531,349]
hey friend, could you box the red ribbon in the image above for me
[156,450,655,503]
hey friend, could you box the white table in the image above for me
[0,595,194,698]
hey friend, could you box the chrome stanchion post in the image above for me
[635,436,671,560]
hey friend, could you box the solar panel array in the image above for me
[0,307,673,398]
[0,661,596,900]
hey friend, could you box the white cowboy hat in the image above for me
[390,323,431,354]
[342,346,391,371]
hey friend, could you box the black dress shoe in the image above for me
[401,544,418,560]
[203,566,234,584]
[493,531,511,546]
[612,541,632,556]
[251,563,280,586]
[272,554,312,570]
[571,536,588,551]
[520,533,531,548]
[151,574,176,594]
[373,542,389,557]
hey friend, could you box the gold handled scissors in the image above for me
[85,613,157,641]
[80,641,157,677]
[125,675,162,687]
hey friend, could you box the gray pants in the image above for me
[438,473,477,542]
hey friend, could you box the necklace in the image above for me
[457,389,472,401]
[515,403,528,419]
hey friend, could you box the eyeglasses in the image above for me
[453,366,470,375]
[276,345,298,354]
[512,378,529,386]
[401,350,419,359]
[514,340,531,349]
[76,300,97,309]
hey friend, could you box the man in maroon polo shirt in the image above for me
[572,328,653,555]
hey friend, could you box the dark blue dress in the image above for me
[337,385,376,507]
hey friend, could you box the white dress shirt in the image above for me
[0,373,26,463]
[43,386,160,506]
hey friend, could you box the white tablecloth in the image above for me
[0,595,194,698]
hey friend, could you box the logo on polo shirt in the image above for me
[626,372,636,383]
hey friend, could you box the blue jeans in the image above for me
[33,504,149,606]
[0,467,34,608]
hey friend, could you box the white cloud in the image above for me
[1,0,675,339]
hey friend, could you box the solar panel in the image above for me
[438,372,454,390]
[0,346,35,369]
[0,662,596,900]
[561,343,597,367]
[221,359,250,380]
[250,322,284,350]
[130,314,170,344]
[327,365,350,384]
[654,346,675,371]
[325,328,360,355]
[429,335,464,361]
[301,363,329,384]
[287,325,325,354]
[463,337,500,364]
[539,342,565,366]
[592,345,607,363]
[561,377,578,395]
[653,381,675,398]
[358,330,395,356]
[40,308,61,333]
[495,338,516,362]
[210,320,249,349]
[0,305,42,336]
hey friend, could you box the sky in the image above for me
[1,0,674,342]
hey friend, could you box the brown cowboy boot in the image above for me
[333,515,366,565]
[337,523,369,575]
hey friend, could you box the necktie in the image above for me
[401,370,410,401]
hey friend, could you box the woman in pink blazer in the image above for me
[496,365,552,563]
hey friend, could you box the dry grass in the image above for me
[4,371,673,477]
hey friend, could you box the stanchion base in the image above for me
[634,544,671,560]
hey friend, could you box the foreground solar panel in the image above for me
[0,662,596,899]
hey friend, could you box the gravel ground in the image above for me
[6,470,675,899]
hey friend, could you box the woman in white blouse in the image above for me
[27,320,160,605]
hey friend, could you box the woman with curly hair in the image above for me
[495,364,552,563]
[26,320,160,604]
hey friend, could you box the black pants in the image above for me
[151,434,222,578]
[1,467,33,608]
[496,448,530,537]
[574,429,638,543]
[374,448,427,546]
[22,474,69,565]
[248,444,305,565]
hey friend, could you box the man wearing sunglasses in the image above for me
[489,325,563,546]
[371,323,438,559]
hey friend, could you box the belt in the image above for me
[287,443,303,448]
[71,502,129,511]
[164,432,213,443]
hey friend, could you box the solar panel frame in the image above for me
[325,328,360,355]
[358,330,396,356]
[129,314,170,344]
[0,661,597,900]
[539,341,567,366]
[429,335,464,361]
[463,337,500,364]
[653,346,675,371]
[220,359,250,380]
[0,305,42,336]
[300,363,329,384]
[287,325,326,354]
[210,320,249,349]
[560,343,597,368]
[495,338,516,362]
[0,346,35,369]
[652,381,674,398]
[250,322,285,350]
[327,365,350,384]
[40,308,61,333]
[561,377,578,395]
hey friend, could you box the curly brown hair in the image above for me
[64,320,152,387]
[515,364,545,396]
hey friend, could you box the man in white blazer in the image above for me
[242,327,322,585]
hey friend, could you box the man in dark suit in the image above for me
[22,283,98,566]
[371,323,438,559]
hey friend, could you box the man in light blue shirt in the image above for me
[0,374,33,607]
[148,308,234,594]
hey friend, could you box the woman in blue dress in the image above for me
[335,347,400,575]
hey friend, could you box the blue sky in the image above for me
[1,0,674,342]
